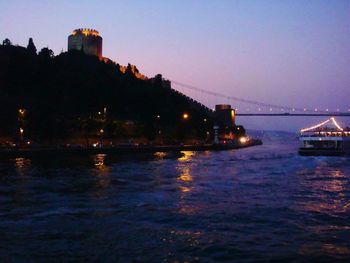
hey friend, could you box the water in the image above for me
[0,134,349,262]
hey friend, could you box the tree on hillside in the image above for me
[38,47,54,59]
[27,38,37,54]
[2,38,12,46]
[126,63,140,75]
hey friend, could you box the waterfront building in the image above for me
[214,104,235,127]
[214,104,241,142]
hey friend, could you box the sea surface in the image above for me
[0,132,350,262]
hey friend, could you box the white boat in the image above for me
[299,117,350,156]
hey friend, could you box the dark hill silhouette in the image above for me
[0,41,213,144]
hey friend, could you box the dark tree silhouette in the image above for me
[2,38,12,46]
[38,47,54,59]
[27,38,37,54]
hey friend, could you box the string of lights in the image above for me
[300,119,330,133]
[300,117,344,133]
[331,117,344,131]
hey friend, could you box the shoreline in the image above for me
[0,139,262,158]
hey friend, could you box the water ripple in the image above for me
[0,138,350,262]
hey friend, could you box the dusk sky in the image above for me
[1,0,349,131]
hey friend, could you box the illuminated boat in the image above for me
[299,117,350,156]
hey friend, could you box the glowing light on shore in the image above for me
[239,137,247,144]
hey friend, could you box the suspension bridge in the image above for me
[169,80,350,117]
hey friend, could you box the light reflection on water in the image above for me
[93,154,109,172]
[299,243,350,258]
[178,151,196,162]
[14,157,31,174]
[298,167,349,214]
[154,151,167,159]
[176,152,197,215]
[0,137,350,262]
[92,154,111,196]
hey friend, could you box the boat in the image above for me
[299,117,350,156]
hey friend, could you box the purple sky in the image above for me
[1,0,350,131]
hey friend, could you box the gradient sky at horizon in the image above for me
[1,0,349,131]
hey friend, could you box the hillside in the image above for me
[0,41,213,144]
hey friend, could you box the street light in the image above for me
[182,113,189,120]
[19,127,24,142]
[98,129,104,148]
[18,108,25,117]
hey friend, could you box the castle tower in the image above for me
[214,104,236,127]
[68,28,102,59]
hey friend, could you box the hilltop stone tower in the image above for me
[68,28,102,59]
